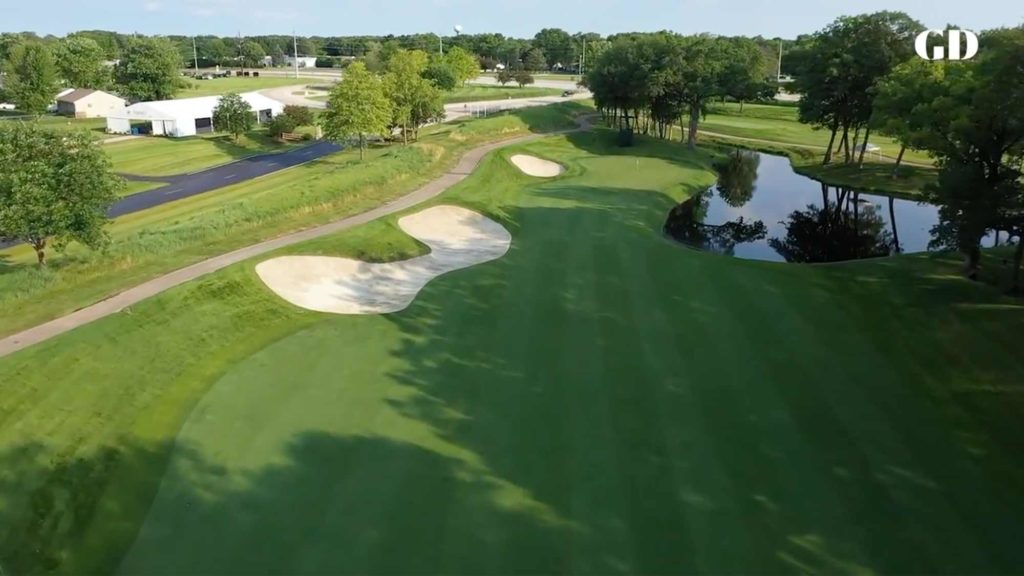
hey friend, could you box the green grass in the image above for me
[104,132,291,176]
[444,84,564,104]
[0,102,591,338]
[175,76,305,98]
[2,129,1023,575]
[120,180,164,197]
[1,114,114,140]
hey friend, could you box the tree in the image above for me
[115,37,184,101]
[385,50,444,143]
[212,92,255,141]
[872,59,945,176]
[267,114,298,138]
[320,62,391,160]
[495,68,514,86]
[55,36,110,89]
[912,28,1024,282]
[523,48,547,72]
[240,40,266,68]
[443,46,479,86]
[423,57,458,91]
[720,38,770,112]
[478,56,499,71]
[3,42,59,114]
[282,105,314,127]
[514,70,534,88]
[0,123,122,265]
[792,12,924,165]
[533,28,575,69]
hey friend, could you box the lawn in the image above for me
[0,102,591,338]
[1,114,114,140]
[656,102,935,168]
[175,76,304,98]
[1,129,1023,575]
[104,132,292,176]
[444,84,564,103]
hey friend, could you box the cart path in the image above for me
[0,118,591,359]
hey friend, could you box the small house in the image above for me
[56,89,127,119]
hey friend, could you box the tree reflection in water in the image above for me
[715,149,761,208]
[664,190,768,256]
[769,184,894,263]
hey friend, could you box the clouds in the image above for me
[143,0,162,11]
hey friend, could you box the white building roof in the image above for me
[112,92,283,121]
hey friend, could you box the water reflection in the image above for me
[664,151,963,263]
[664,190,767,256]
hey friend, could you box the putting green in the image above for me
[114,132,1024,574]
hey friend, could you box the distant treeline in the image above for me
[0,29,800,73]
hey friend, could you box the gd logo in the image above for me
[915,29,979,61]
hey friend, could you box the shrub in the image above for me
[267,115,298,138]
[282,105,314,126]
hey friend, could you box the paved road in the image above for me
[110,141,341,217]
[0,115,593,359]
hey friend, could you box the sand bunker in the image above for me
[255,205,511,314]
[510,154,565,177]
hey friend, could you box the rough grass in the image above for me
[444,84,564,103]
[105,132,292,176]
[0,102,591,338]
[1,129,1022,575]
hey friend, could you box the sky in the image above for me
[6,0,1023,38]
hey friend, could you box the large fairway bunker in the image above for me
[509,154,565,177]
[255,205,511,314]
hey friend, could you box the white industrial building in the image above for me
[285,55,319,68]
[106,92,283,137]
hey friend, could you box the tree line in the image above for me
[1,28,795,73]
[584,33,776,149]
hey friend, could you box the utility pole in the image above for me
[293,30,299,79]
[439,33,444,56]
[777,39,783,81]
[192,36,200,75]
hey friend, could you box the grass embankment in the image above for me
[0,102,590,338]
[651,102,939,196]
[120,181,164,197]
[444,85,564,104]
[105,132,295,176]
[1,129,1022,574]
[175,76,304,98]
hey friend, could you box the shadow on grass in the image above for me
[0,432,575,575]
[371,195,1024,572]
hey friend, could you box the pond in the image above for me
[664,150,987,263]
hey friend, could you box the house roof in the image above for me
[57,89,98,103]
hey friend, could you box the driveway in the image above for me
[111,141,341,217]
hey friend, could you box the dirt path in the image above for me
[0,118,591,359]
